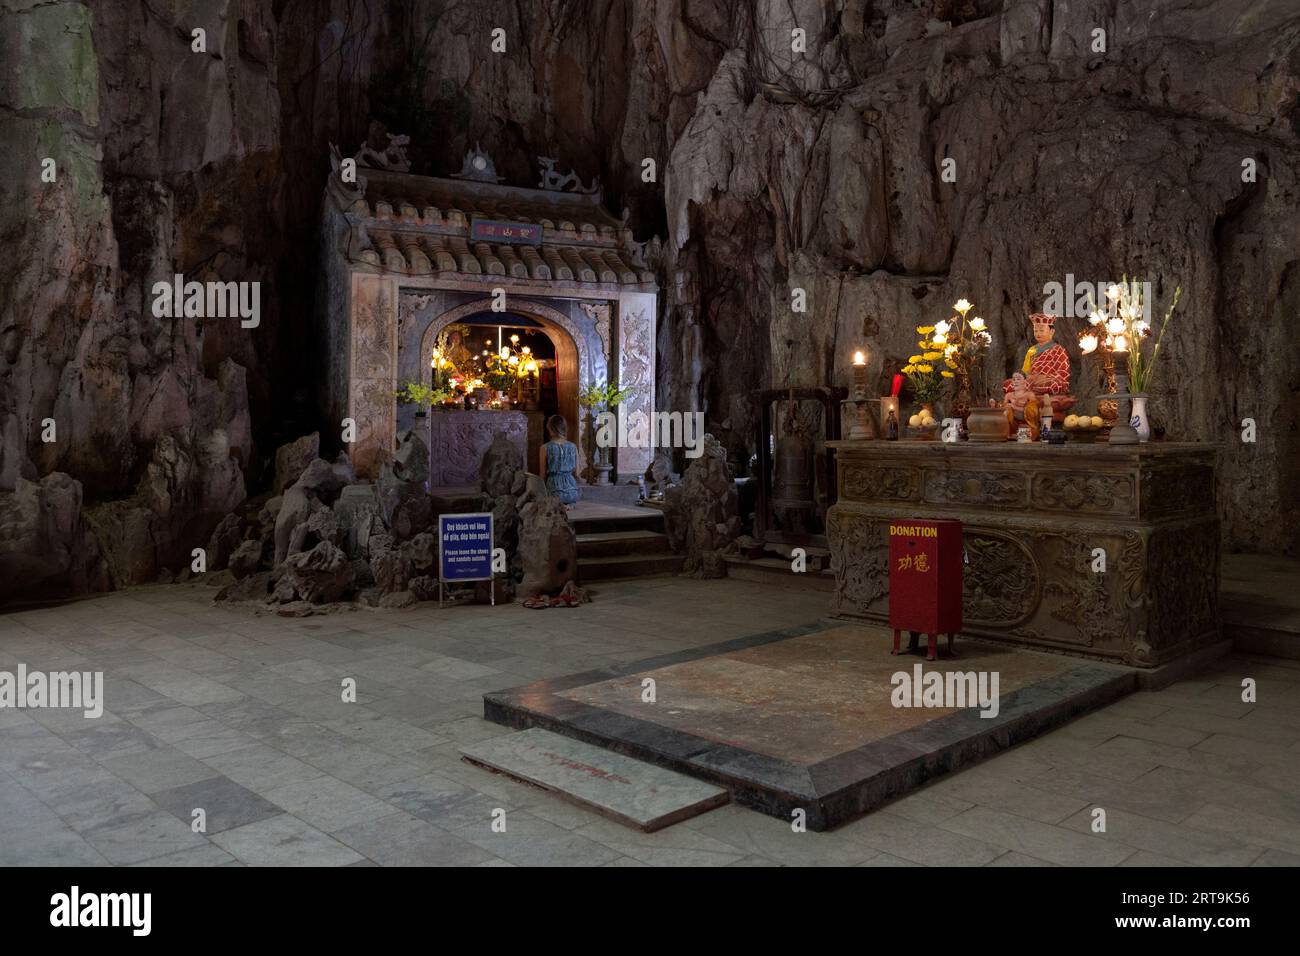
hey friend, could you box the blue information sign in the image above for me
[439,513,494,582]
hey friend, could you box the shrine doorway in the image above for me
[416,297,588,483]
[321,145,658,481]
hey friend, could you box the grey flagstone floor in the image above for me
[1,577,1298,866]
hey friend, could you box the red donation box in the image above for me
[888,519,963,660]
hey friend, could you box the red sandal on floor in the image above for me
[549,592,580,608]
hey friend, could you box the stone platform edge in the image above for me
[482,621,1140,831]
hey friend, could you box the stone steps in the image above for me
[576,529,673,557]
[570,506,682,581]
[460,728,727,831]
[579,552,686,581]
[723,555,836,592]
[571,510,665,536]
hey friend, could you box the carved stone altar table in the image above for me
[826,441,1221,667]
[427,409,541,488]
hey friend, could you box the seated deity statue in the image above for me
[1003,312,1075,419]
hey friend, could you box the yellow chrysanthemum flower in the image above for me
[923,351,941,361]
[941,370,954,378]
[917,326,935,334]
[908,355,923,363]
[945,359,958,369]
[918,364,933,373]
[901,364,916,374]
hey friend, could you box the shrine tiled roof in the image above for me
[339,168,655,286]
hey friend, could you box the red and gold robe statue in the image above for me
[1003,313,1074,417]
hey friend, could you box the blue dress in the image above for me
[544,440,579,504]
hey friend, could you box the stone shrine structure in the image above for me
[318,142,658,482]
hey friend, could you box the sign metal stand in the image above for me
[437,512,496,609]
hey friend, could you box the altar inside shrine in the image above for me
[826,440,1222,668]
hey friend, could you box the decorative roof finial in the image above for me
[450,143,505,182]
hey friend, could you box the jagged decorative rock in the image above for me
[369,535,411,594]
[273,456,353,565]
[205,513,244,572]
[408,532,436,575]
[408,575,439,601]
[295,458,351,499]
[0,474,91,602]
[388,494,431,541]
[288,506,339,557]
[333,483,383,558]
[664,434,740,578]
[517,495,577,597]
[379,430,431,540]
[274,432,319,494]
[379,590,419,609]
[216,570,272,604]
[480,431,523,498]
[273,541,354,604]
[227,539,263,580]
[83,499,157,588]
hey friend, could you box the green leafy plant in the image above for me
[578,381,635,411]
[396,381,453,406]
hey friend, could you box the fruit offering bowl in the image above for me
[1064,413,1105,442]
[907,407,939,441]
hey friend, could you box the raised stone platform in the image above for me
[484,621,1137,830]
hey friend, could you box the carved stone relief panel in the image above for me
[923,469,1027,508]
[398,292,433,348]
[349,275,398,477]
[616,294,656,475]
[428,411,528,487]
[580,301,612,368]
[1036,530,1129,651]
[352,278,395,379]
[1031,472,1135,516]
[841,464,921,502]
[961,529,1041,629]
[1145,519,1220,656]
[827,507,889,617]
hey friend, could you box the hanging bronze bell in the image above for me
[771,405,816,534]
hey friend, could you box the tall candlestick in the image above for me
[847,349,874,439]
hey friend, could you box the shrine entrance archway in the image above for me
[419,297,589,463]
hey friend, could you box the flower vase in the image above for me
[1130,394,1151,442]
